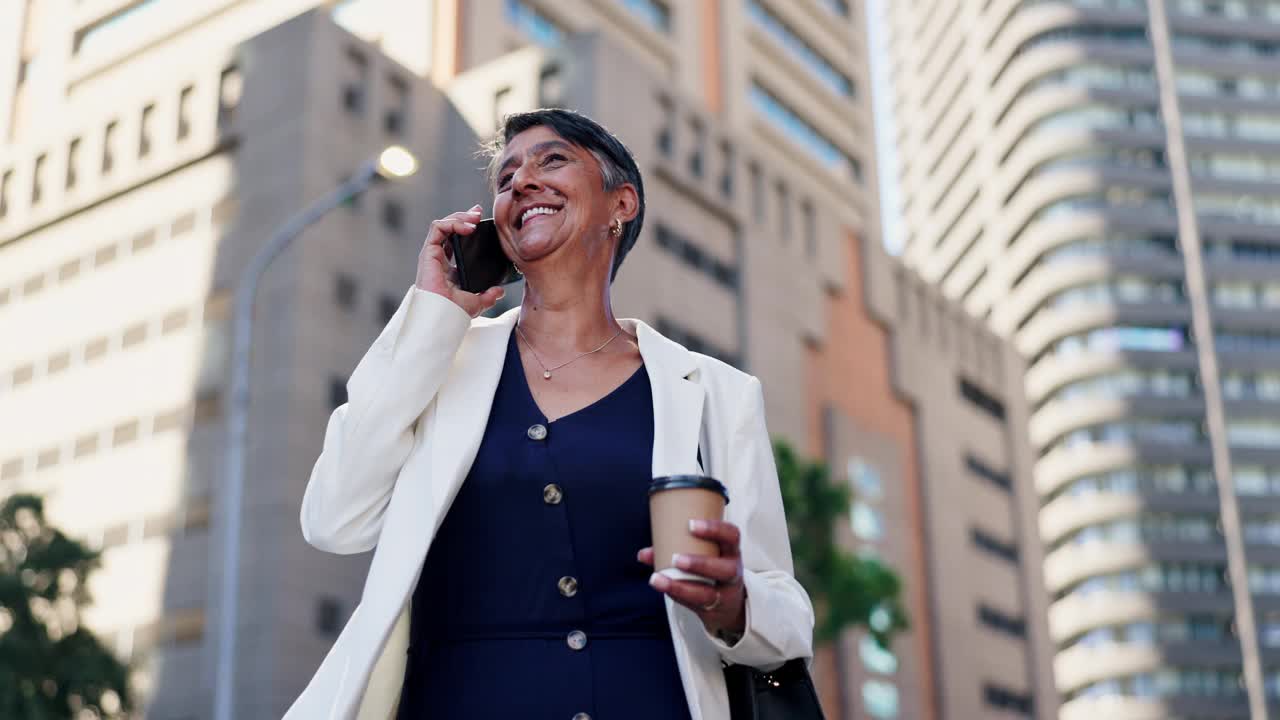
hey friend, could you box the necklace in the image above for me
[515,324,624,380]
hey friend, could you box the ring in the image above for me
[701,591,722,612]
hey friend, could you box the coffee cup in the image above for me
[648,475,730,585]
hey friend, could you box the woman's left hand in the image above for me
[637,519,747,637]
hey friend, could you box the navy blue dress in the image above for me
[397,333,693,720]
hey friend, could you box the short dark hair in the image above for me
[483,108,645,281]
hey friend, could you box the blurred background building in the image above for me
[883,0,1280,718]
[1,0,1057,718]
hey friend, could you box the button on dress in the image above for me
[396,333,693,720]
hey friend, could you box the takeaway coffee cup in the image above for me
[648,475,730,585]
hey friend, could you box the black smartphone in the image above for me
[449,218,520,294]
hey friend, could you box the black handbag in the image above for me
[724,658,826,719]
[695,383,824,719]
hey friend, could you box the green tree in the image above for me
[775,440,908,646]
[0,494,131,720]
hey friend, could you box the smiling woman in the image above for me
[285,108,815,720]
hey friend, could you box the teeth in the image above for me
[521,206,560,225]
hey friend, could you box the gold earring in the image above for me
[612,219,623,237]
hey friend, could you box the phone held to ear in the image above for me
[449,219,521,294]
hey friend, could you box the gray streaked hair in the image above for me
[482,108,645,281]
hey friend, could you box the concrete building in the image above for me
[2,1,1049,718]
[883,0,1280,718]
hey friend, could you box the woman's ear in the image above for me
[611,183,640,224]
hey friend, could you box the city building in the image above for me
[883,0,1280,717]
[3,1,1050,718]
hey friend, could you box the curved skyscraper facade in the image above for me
[885,0,1280,718]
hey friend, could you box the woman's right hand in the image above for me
[415,204,507,318]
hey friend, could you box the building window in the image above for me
[494,86,516,129]
[657,95,674,157]
[378,294,399,325]
[719,141,734,197]
[31,154,45,205]
[851,502,883,540]
[622,0,671,33]
[382,200,404,232]
[750,82,861,182]
[688,119,705,177]
[959,378,1006,421]
[965,454,1011,490]
[506,0,565,47]
[139,103,155,157]
[984,684,1033,714]
[0,170,11,218]
[978,604,1027,637]
[316,596,344,637]
[74,0,163,56]
[218,65,243,128]
[343,47,368,115]
[749,163,764,221]
[858,635,898,675]
[178,85,194,140]
[972,527,1019,563]
[776,181,790,240]
[385,74,408,136]
[539,64,564,107]
[746,0,854,98]
[848,458,883,499]
[335,274,358,310]
[817,0,850,16]
[103,121,118,174]
[329,376,348,410]
[654,224,739,290]
[802,200,816,259]
[862,679,900,719]
[66,138,80,189]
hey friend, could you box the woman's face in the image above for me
[491,125,617,273]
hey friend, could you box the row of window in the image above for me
[1068,667,1246,702]
[1184,110,1280,143]
[0,393,221,485]
[1047,418,1280,456]
[1,297,213,397]
[1050,513,1217,552]
[1044,368,1280,407]
[1040,326,1280,366]
[746,0,855,98]
[653,224,739,290]
[1,65,240,225]
[1059,562,1227,602]
[1174,32,1280,60]
[0,202,215,312]
[339,45,411,139]
[87,496,212,555]
[1027,276,1280,330]
[748,81,863,183]
[1064,614,1232,654]
[1173,0,1280,20]
[1047,368,1195,405]
[1045,463,1280,504]
[1178,70,1280,102]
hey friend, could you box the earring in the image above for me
[612,219,623,237]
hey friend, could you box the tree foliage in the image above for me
[0,494,131,720]
[775,440,909,646]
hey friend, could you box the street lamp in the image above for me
[212,146,418,720]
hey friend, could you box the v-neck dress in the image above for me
[396,333,693,720]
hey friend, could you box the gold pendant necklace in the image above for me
[515,325,624,380]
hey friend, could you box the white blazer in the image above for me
[283,287,814,720]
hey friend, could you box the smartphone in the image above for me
[449,218,520,294]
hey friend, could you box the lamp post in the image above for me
[212,146,418,720]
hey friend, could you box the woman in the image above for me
[284,109,813,720]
